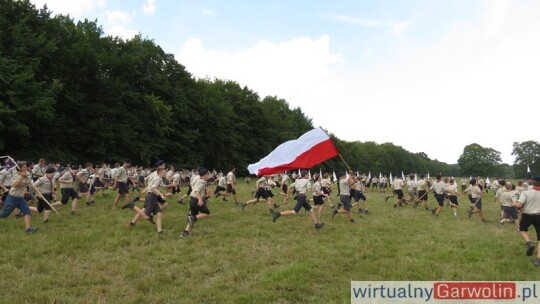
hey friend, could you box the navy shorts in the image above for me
[503,206,518,220]
[254,188,269,200]
[448,195,458,206]
[313,195,324,205]
[143,193,162,216]
[78,183,89,193]
[189,197,210,216]
[118,182,129,195]
[227,184,236,195]
[395,189,404,200]
[353,190,366,202]
[471,198,482,210]
[340,195,352,211]
[37,193,53,212]
[519,214,540,240]
[434,193,445,206]
[61,188,79,204]
[293,194,312,213]
[417,190,428,201]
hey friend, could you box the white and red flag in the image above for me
[248,128,339,176]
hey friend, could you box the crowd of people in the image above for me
[1,157,540,267]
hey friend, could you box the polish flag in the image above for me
[247,128,339,176]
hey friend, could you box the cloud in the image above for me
[327,13,410,34]
[103,10,138,39]
[176,35,344,108]
[201,7,216,16]
[30,0,106,18]
[143,0,156,15]
[329,0,540,163]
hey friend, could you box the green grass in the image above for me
[0,183,537,303]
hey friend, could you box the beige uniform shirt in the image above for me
[518,189,540,214]
[9,173,32,197]
[59,172,74,189]
[34,175,55,194]
[190,178,207,199]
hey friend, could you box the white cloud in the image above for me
[177,35,344,106]
[179,0,540,164]
[31,0,106,18]
[143,0,156,15]
[201,7,216,16]
[330,0,540,164]
[103,10,138,39]
[327,13,410,34]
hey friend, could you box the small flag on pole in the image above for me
[368,171,371,180]
[1,157,17,173]
[333,170,337,182]
[527,164,531,173]
[389,173,393,185]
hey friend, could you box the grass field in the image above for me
[0,181,538,303]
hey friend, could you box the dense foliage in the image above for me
[0,0,532,177]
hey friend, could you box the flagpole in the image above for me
[338,154,353,172]
[318,126,353,173]
[8,156,60,216]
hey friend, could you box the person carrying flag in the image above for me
[0,161,39,233]
[272,170,324,231]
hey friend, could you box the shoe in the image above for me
[180,230,189,239]
[498,220,503,228]
[177,199,184,204]
[413,201,418,208]
[526,241,535,256]
[215,193,221,198]
[241,202,247,211]
[26,226,39,234]
[364,209,369,215]
[70,211,76,216]
[481,218,488,223]
[128,222,135,227]
[158,230,164,234]
[222,197,228,201]
[122,201,135,210]
[350,219,355,223]
[272,211,281,223]
[336,203,342,210]
[332,209,338,219]
[86,201,91,206]
[273,204,280,209]
[467,208,473,218]
[15,212,24,219]
[358,209,363,214]
[431,209,436,216]
[393,204,397,208]
[315,223,325,231]
[147,216,155,225]
[534,259,540,268]
[43,219,49,223]
[187,215,195,228]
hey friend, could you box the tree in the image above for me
[458,144,502,177]
[512,141,540,177]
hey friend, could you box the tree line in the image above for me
[1,0,537,178]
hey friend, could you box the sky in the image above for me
[29,0,540,164]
